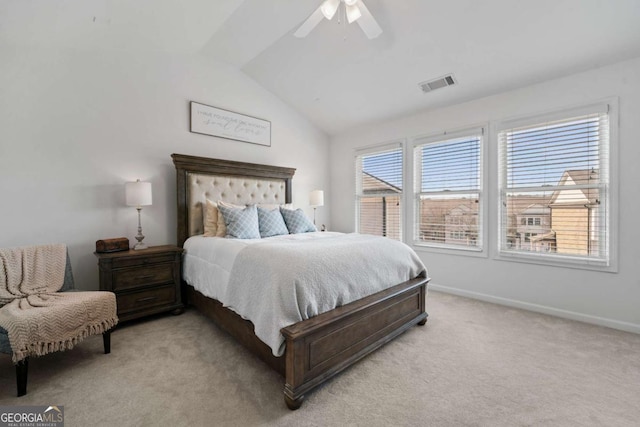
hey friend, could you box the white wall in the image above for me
[330,56,640,332]
[0,47,330,290]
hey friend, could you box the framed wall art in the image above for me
[190,101,271,147]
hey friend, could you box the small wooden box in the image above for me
[95,237,130,253]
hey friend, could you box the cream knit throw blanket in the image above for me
[0,244,118,362]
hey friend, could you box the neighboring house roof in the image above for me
[549,169,599,206]
[504,195,553,216]
[517,203,550,216]
[362,171,402,194]
[447,204,475,216]
[420,198,477,217]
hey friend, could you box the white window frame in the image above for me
[495,99,618,272]
[410,126,488,257]
[354,141,405,240]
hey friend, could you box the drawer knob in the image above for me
[136,296,158,303]
[136,275,155,280]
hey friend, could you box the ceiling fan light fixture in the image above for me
[320,0,340,20]
[346,4,361,23]
[295,0,382,40]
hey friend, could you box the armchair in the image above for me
[0,247,117,396]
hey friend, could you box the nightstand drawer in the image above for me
[117,285,176,314]
[112,253,176,268]
[113,264,174,291]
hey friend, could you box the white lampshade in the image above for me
[125,180,152,207]
[310,190,324,207]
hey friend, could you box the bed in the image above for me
[172,153,429,409]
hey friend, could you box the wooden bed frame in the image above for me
[172,153,429,409]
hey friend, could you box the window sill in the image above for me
[412,243,488,258]
[495,251,618,273]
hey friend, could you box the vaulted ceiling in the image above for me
[3,0,640,135]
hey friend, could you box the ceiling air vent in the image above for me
[419,74,456,93]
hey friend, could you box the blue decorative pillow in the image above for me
[257,206,289,238]
[218,204,261,239]
[280,207,317,234]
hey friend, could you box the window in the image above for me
[498,103,611,266]
[413,128,483,250]
[355,144,403,240]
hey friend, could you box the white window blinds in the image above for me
[355,145,403,240]
[413,130,483,250]
[498,104,610,264]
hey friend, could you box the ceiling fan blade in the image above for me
[294,7,325,38]
[355,0,383,39]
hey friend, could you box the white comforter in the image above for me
[183,232,426,356]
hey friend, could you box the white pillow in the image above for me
[259,203,294,210]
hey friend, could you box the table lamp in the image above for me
[125,179,152,250]
[309,190,324,226]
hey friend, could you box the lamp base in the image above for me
[133,207,148,250]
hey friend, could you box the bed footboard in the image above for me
[186,285,286,374]
[281,273,429,410]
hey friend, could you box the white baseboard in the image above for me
[428,283,640,335]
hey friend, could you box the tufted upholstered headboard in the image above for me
[171,154,296,247]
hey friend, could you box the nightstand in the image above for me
[94,245,184,322]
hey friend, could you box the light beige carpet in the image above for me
[1,291,639,426]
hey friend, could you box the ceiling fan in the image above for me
[294,0,383,40]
